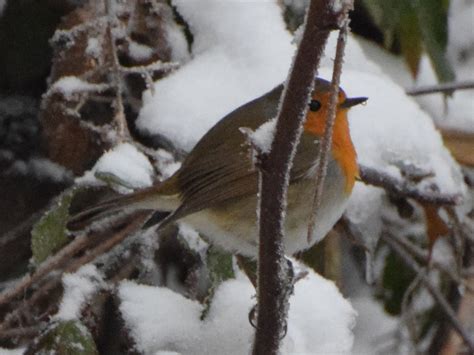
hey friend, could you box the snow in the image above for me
[164,20,190,63]
[55,265,105,321]
[137,0,294,151]
[128,41,154,61]
[153,149,181,180]
[0,348,25,355]
[351,297,399,354]
[86,37,101,58]
[179,223,209,255]
[248,118,277,154]
[409,56,474,134]
[9,158,73,183]
[77,143,154,190]
[119,265,355,354]
[50,76,109,99]
[29,158,73,182]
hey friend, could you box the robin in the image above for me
[68,78,367,257]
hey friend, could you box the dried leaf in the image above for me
[421,203,450,252]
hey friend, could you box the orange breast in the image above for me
[303,110,358,193]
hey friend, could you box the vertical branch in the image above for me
[104,0,131,141]
[307,16,351,241]
[252,1,352,354]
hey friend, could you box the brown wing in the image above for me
[166,84,320,222]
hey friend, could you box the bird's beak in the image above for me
[340,97,368,108]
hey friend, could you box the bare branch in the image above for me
[401,272,423,351]
[307,17,350,241]
[406,80,474,96]
[359,165,462,205]
[387,231,474,293]
[0,234,91,308]
[381,233,474,352]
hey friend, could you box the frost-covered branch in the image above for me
[0,234,91,309]
[0,212,149,335]
[406,80,474,96]
[253,1,352,354]
[359,165,461,205]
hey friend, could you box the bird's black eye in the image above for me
[309,99,321,112]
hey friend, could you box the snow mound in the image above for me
[137,0,294,151]
[119,268,355,354]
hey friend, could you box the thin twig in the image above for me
[0,213,148,334]
[66,212,149,273]
[359,165,462,205]
[387,231,474,293]
[381,233,474,352]
[0,234,91,308]
[401,272,424,353]
[307,17,350,242]
[406,80,474,96]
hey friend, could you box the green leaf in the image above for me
[34,320,98,355]
[399,8,423,76]
[380,250,416,315]
[31,189,75,264]
[360,0,455,82]
[207,246,235,284]
[414,0,455,82]
[202,246,234,319]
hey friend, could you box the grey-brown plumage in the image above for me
[68,78,365,256]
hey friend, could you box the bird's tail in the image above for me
[67,183,180,231]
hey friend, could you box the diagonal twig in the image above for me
[0,212,149,334]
